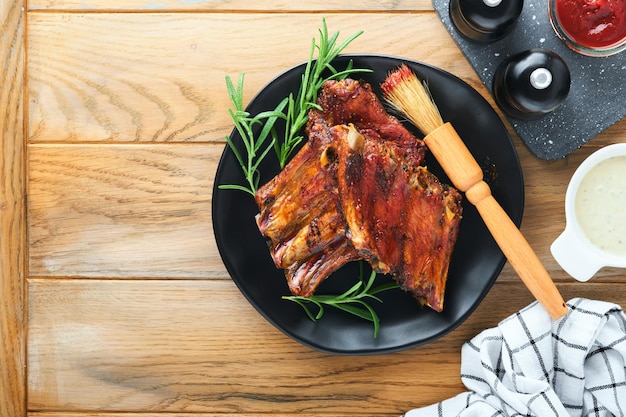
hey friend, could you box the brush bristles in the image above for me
[382,65,444,135]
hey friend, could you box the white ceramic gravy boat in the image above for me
[551,143,626,282]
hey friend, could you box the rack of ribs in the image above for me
[255,121,359,297]
[254,77,462,311]
[336,124,462,311]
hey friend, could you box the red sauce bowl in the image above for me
[549,0,626,56]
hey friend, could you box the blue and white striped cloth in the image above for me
[404,298,626,417]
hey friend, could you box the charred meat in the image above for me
[308,77,427,168]
[254,78,462,311]
[255,122,359,297]
[336,125,462,311]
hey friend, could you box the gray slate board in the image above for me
[433,0,626,160]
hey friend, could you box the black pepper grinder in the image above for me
[492,49,570,120]
[450,0,524,42]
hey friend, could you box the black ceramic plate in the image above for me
[212,54,524,355]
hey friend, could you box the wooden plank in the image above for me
[0,1,26,416]
[27,12,476,143]
[28,0,434,11]
[27,135,626,282]
[27,279,625,414]
[28,411,398,417]
[28,144,224,278]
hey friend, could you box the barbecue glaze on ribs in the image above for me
[336,125,462,311]
[255,122,359,297]
[254,78,462,311]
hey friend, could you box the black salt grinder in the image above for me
[450,0,524,42]
[492,49,570,120]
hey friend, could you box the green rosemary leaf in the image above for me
[357,300,382,337]
[361,269,376,293]
[225,73,243,110]
[331,302,374,321]
[335,280,365,301]
[223,129,245,176]
[217,184,255,196]
[369,282,402,296]
[294,297,324,321]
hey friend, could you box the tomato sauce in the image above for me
[555,0,626,49]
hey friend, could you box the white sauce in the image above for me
[575,155,626,257]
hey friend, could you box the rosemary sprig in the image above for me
[219,19,371,195]
[283,263,399,338]
[219,74,287,196]
[275,19,370,167]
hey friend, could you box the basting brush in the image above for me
[382,64,569,320]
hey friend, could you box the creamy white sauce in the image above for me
[575,155,626,257]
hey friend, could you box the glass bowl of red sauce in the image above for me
[549,0,626,56]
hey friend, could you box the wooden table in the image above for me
[2,1,626,416]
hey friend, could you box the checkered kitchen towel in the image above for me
[404,298,626,417]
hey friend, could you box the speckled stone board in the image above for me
[433,0,626,160]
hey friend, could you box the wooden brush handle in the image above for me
[425,123,569,319]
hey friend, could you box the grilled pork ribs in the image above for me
[254,78,462,311]
[255,121,359,297]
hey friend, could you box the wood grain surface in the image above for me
[1,1,626,416]
[24,278,625,415]
[28,0,434,11]
[28,144,220,278]
[27,12,476,144]
[1,1,26,416]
